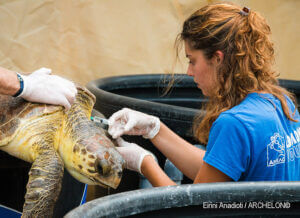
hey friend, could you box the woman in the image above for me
[108,3,300,186]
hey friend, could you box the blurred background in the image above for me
[0,0,299,86]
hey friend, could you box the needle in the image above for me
[90,116,109,130]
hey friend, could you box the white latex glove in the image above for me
[108,108,160,139]
[18,68,77,110]
[115,137,156,174]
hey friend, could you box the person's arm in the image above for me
[0,67,20,95]
[141,154,231,186]
[115,138,177,186]
[141,156,231,186]
[142,125,232,185]
[0,67,77,110]
[151,123,205,180]
[108,108,205,180]
[193,161,232,183]
[141,156,177,186]
[109,109,238,184]
[116,137,231,186]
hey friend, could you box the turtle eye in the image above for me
[97,164,103,175]
[97,159,111,177]
[117,171,122,178]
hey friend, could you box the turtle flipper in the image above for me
[22,148,64,218]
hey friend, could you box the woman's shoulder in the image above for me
[215,93,282,126]
[225,92,296,115]
[216,92,299,128]
[221,93,274,116]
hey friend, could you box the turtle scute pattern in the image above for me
[0,86,124,218]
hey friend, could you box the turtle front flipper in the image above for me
[22,147,64,218]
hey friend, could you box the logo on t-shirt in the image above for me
[267,133,285,166]
[267,128,300,167]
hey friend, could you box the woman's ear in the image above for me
[213,50,224,66]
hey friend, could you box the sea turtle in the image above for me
[0,86,124,217]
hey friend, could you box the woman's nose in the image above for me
[187,67,194,77]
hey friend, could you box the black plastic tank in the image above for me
[87,74,300,142]
[65,181,300,217]
[87,74,205,141]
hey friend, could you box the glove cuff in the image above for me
[143,116,160,139]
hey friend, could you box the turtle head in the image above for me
[64,129,125,189]
[61,86,125,189]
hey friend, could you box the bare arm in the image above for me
[193,161,232,183]
[0,67,20,95]
[150,123,232,183]
[141,156,177,187]
[141,155,232,186]
[109,109,232,185]
[151,123,205,180]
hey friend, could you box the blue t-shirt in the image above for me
[203,93,300,181]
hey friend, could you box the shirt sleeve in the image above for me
[203,113,251,181]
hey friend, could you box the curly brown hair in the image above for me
[176,3,297,144]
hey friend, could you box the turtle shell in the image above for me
[0,95,61,146]
[0,86,96,146]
